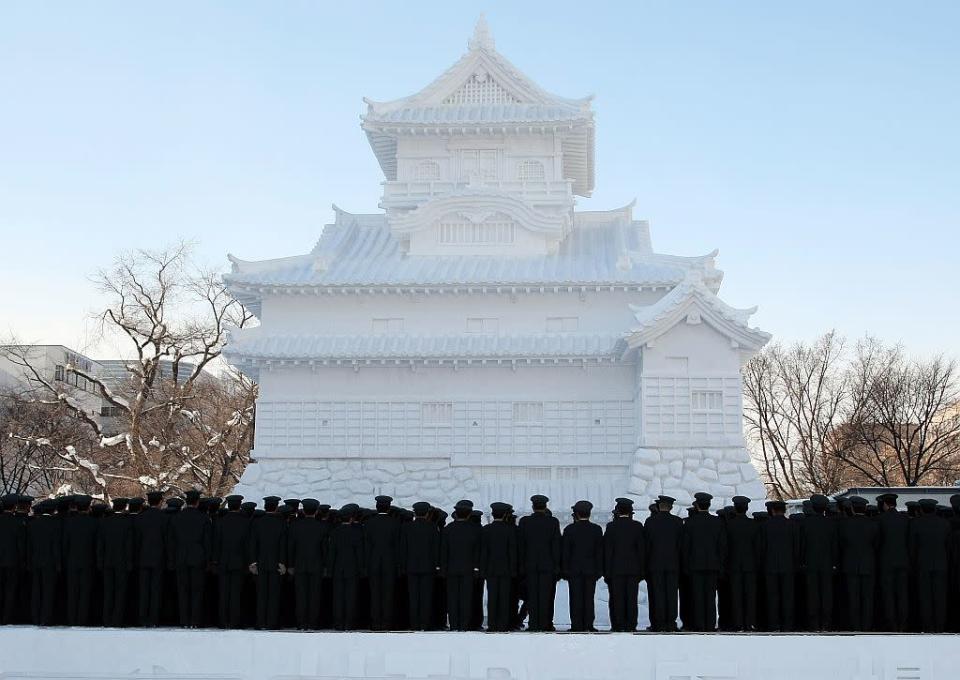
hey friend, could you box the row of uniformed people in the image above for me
[1,489,959,632]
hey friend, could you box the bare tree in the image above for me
[841,337,960,486]
[743,331,855,499]
[0,242,257,498]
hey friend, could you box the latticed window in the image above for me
[443,72,520,105]
[438,219,515,245]
[691,389,724,412]
[371,318,404,334]
[527,467,551,481]
[459,149,499,180]
[415,160,440,181]
[421,402,453,426]
[546,316,579,332]
[466,317,499,333]
[517,160,545,181]
[513,401,544,424]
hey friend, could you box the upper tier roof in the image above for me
[361,16,595,196]
[225,204,723,316]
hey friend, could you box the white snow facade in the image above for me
[224,18,771,513]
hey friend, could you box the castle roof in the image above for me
[225,205,722,316]
[361,16,595,196]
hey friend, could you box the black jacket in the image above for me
[908,513,951,572]
[724,514,758,573]
[518,512,561,575]
[876,509,910,570]
[134,507,168,569]
[800,513,837,571]
[758,515,798,574]
[63,514,99,571]
[27,514,61,571]
[480,520,518,578]
[603,516,645,578]
[400,519,440,575]
[287,516,329,574]
[168,506,211,569]
[838,515,878,575]
[0,512,25,568]
[644,511,683,572]
[364,513,401,575]
[329,522,364,578]
[681,512,726,573]
[441,519,480,576]
[97,513,133,570]
[562,519,604,578]
[213,511,250,573]
[249,513,287,570]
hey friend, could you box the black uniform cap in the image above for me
[283,499,300,510]
[166,497,185,509]
[318,504,331,513]
[765,500,786,512]
[412,501,432,515]
[375,495,393,505]
[530,494,549,508]
[752,511,769,519]
[470,509,483,518]
[905,500,920,509]
[876,493,898,505]
[301,498,320,513]
[145,490,164,503]
[656,495,676,505]
[111,497,128,511]
[18,494,34,505]
[455,499,474,511]
[732,495,751,506]
[694,492,713,503]
[263,496,282,511]
[490,501,511,518]
[572,500,593,515]
[340,502,360,516]
[0,494,17,510]
[127,497,145,510]
[184,489,201,503]
[76,494,93,510]
[809,494,829,509]
[240,501,257,512]
[919,498,939,512]
[849,496,868,509]
[614,497,634,513]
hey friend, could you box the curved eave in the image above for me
[389,190,570,236]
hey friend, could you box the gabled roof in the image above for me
[224,205,723,315]
[626,270,771,354]
[224,329,627,364]
[361,17,595,196]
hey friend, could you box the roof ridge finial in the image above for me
[468,13,495,51]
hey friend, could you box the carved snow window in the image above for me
[421,402,453,426]
[371,317,404,334]
[546,316,579,332]
[528,467,551,481]
[460,149,499,180]
[556,466,580,480]
[415,160,441,181]
[466,317,499,333]
[691,389,723,412]
[517,160,545,181]
[513,401,544,425]
[444,72,520,105]
[439,218,515,245]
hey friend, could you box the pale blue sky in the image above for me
[1,2,958,358]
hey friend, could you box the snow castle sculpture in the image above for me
[224,17,770,514]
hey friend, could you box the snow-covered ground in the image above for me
[0,626,956,680]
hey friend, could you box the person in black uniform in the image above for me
[758,499,797,631]
[97,497,132,627]
[168,489,211,627]
[400,502,439,630]
[63,495,98,626]
[441,499,480,631]
[330,503,364,630]
[909,498,951,632]
[645,494,683,632]
[249,495,287,629]
[480,501,517,632]
[518,494,561,631]
[838,496,878,631]
[723,496,757,631]
[0,494,26,625]
[799,494,836,631]
[875,492,910,632]
[287,498,327,630]
[604,497,645,632]
[681,492,726,632]
[562,500,603,632]
[363,495,401,630]
[135,490,168,627]
[213,495,249,628]
[27,499,61,626]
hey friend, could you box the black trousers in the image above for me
[804,569,833,631]
[176,565,206,627]
[294,572,323,629]
[727,571,756,631]
[31,568,58,626]
[407,573,434,630]
[486,576,511,631]
[368,570,396,630]
[688,571,719,632]
[764,572,794,631]
[525,571,557,631]
[218,570,245,628]
[102,568,129,627]
[879,568,909,632]
[0,567,20,625]
[607,576,640,631]
[256,570,281,629]
[647,570,679,631]
[66,568,94,626]
[138,567,164,626]
[567,575,597,632]
[333,576,359,630]
[446,574,474,631]
[844,573,874,631]
[916,570,948,633]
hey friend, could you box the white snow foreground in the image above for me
[0,628,955,680]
